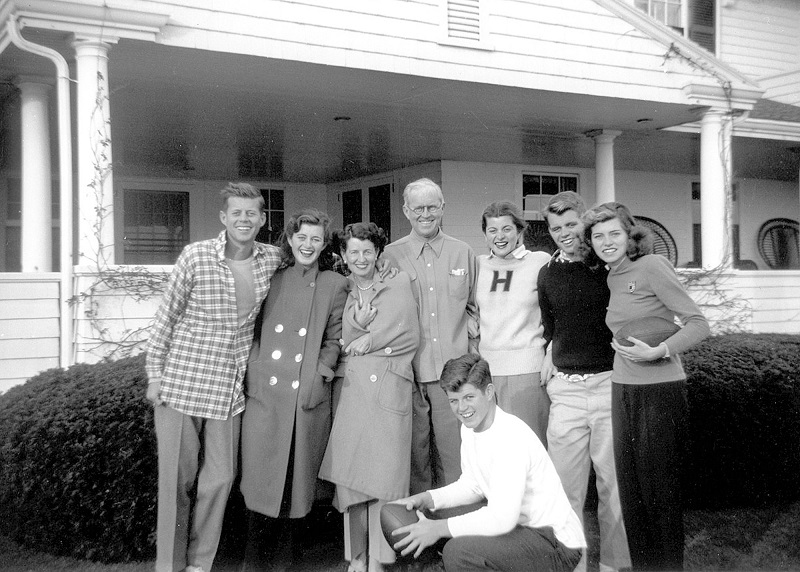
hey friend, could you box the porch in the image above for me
[2,267,799,392]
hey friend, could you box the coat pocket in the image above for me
[377,360,413,416]
[301,361,333,410]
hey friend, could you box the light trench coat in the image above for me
[319,271,420,505]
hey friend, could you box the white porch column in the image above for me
[17,77,53,272]
[72,37,118,266]
[699,108,731,269]
[587,129,622,204]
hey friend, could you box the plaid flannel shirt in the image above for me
[145,231,281,420]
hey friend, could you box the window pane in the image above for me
[522,174,540,196]
[653,2,666,22]
[666,3,681,27]
[123,190,189,264]
[270,189,284,211]
[560,177,577,192]
[541,176,559,195]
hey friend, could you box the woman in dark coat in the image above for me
[319,222,420,572]
[240,209,348,568]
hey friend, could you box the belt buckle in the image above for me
[566,373,588,383]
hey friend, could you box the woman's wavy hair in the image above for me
[277,209,336,271]
[334,222,388,258]
[579,202,652,268]
[480,201,528,234]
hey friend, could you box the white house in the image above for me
[0,0,798,392]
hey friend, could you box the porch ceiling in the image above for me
[3,34,799,183]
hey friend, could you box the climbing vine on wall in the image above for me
[68,71,168,361]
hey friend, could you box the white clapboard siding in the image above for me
[0,274,60,392]
[151,0,708,103]
[760,71,800,106]
[728,271,800,333]
[719,0,800,80]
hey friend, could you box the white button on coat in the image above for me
[369,374,377,382]
[269,376,278,386]
[292,380,300,389]
[295,353,303,362]
[272,350,281,360]
[275,324,284,333]
[299,328,307,337]
[384,347,392,355]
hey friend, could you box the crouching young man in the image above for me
[391,353,586,572]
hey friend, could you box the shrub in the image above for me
[1,335,799,562]
[683,334,800,509]
[0,354,156,562]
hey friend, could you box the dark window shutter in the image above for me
[689,0,716,53]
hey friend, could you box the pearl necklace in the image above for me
[356,281,374,291]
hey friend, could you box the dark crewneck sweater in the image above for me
[537,254,614,375]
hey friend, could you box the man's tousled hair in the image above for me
[439,353,492,393]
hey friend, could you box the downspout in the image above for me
[6,15,75,369]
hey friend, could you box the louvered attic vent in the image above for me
[447,0,481,42]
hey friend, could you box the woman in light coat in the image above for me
[319,222,420,572]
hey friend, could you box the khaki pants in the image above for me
[547,371,630,572]
[154,405,240,572]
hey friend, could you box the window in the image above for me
[634,0,716,53]
[123,190,189,265]
[522,173,578,217]
[635,0,682,29]
[368,183,392,242]
[256,188,285,245]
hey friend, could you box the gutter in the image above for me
[4,15,75,369]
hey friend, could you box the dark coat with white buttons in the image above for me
[240,262,348,518]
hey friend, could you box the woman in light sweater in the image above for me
[474,201,552,445]
[582,202,710,572]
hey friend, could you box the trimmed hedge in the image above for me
[0,335,798,562]
[0,354,156,562]
[683,334,800,509]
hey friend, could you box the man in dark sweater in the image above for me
[537,191,631,572]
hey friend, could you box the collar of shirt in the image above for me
[556,249,577,264]
[488,244,529,260]
[214,230,273,262]
[408,229,445,259]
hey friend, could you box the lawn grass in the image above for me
[2,503,799,572]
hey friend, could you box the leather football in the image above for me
[615,316,681,347]
[380,503,419,550]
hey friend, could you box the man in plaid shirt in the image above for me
[146,182,281,572]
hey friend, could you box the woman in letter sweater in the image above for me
[474,201,552,445]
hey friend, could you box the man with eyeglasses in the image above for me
[383,177,478,495]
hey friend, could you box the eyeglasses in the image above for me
[406,204,443,215]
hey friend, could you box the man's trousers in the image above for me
[547,371,631,572]
[154,405,240,572]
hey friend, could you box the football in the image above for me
[380,503,419,550]
[615,316,681,347]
